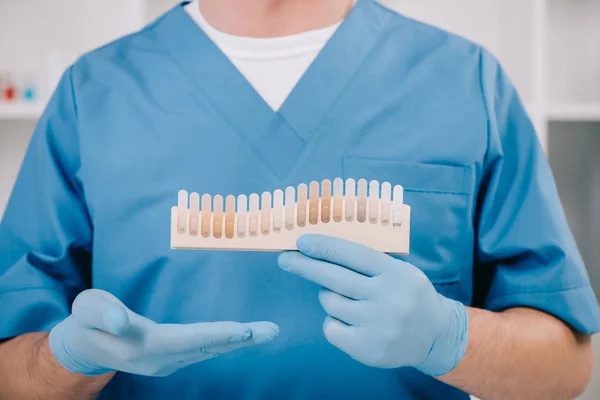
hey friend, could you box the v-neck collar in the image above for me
[152,0,392,179]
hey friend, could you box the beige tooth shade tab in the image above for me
[213,195,224,239]
[261,192,272,236]
[321,179,332,223]
[297,184,308,227]
[345,178,356,222]
[357,179,368,223]
[285,186,295,230]
[189,192,200,236]
[249,193,259,237]
[201,194,212,238]
[273,189,284,233]
[225,195,236,239]
[369,180,379,224]
[333,178,343,223]
[309,181,319,225]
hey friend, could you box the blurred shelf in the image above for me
[547,104,600,122]
[0,103,44,120]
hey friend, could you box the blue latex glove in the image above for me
[49,289,279,377]
[278,235,468,376]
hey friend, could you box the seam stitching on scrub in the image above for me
[403,189,469,196]
[430,278,462,285]
[477,45,494,186]
[344,156,472,171]
[487,283,591,301]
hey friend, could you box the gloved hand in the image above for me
[278,235,468,376]
[49,289,279,377]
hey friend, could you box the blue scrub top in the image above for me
[2,1,599,398]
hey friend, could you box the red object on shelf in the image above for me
[4,86,16,102]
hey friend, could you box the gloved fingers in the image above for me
[318,289,364,326]
[322,316,358,354]
[296,234,391,277]
[150,321,278,353]
[180,321,281,363]
[279,252,373,300]
[244,321,280,345]
[72,289,131,336]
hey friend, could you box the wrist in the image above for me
[37,333,115,398]
[416,296,469,376]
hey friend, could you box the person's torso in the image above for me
[72,1,486,398]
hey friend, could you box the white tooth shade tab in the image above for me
[177,190,188,234]
[249,193,259,237]
[345,178,356,222]
[189,192,200,236]
[261,192,272,236]
[381,182,392,226]
[369,180,380,224]
[273,189,284,233]
[285,186,295,231]
[393,185,404,227]
[237,194,248,238]
[171,178,410,255]
[357,179,368,223]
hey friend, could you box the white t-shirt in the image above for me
[184,0,345,111]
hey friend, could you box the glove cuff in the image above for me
[416,296,469,376]
[49,320,113,376]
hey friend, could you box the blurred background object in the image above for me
[0,0,598,397]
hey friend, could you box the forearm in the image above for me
[439,307,593,400]
[0,332,114,400]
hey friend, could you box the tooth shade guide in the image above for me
[171,178,410,255]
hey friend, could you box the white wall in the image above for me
[0,122,34,216]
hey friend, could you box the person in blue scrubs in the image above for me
[1,1,599,399]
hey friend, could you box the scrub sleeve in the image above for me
[475,48,600,334]
[0,68,91,339]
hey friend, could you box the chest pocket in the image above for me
[342,156,474,285]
